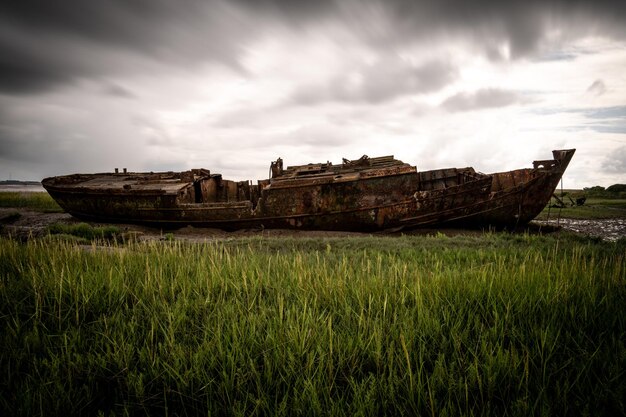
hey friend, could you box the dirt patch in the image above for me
[0,207,496,242]
[0,207,381,242]
[1,208,76,241]
[1,206,622,242]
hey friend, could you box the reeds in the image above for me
[0,192,62,212]
[1,234,624,416]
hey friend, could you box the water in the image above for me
[0,184,45,192]
[535,218,626,242]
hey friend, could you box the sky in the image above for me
[0,0,625,188]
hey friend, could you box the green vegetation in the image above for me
[1,234,624,416]
[583,184,626,199]
[47,222,121,243]
[537,185,626,220]
[538,196,626,220]
[0,191,62,212]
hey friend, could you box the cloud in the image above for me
[0,1,253,94]
[1,0,625,189]
[583,106,626,119]
[0,94,151,178]
[526,105,626,134]
[0,24,82,93]
[230,0,337,20]
[235,0,626,58]
[282,123,352,147]
[102,83,136,99]
[581,106,626,134]
[0,119,81,169]
[211,106,274,129]
[441,88,525,112]
[603,146,626,173]
[291,57,456,105]
[0,1,241,59]
[587,79,607,96]
[131,116,173,146]
[2,0,625,95]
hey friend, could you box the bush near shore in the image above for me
[0,234,624,416]
[583,184,626,199]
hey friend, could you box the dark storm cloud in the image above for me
[0,123,63,164]
[234,0,626,57]
[0,0,248,94]
[442,89,525,112]
[230,0,338,19]
[291,58,456,105]
[1,0,625,95]
[400,0,625,58]
[0,26,81,93]
[0,1,219,53]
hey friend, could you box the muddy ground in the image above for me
[534,218,625,242]
[0,207,471,242]
[0,208,390,242]
[3,206,623,242]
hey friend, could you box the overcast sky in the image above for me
[1,0,625,188]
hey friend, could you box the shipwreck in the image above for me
[42,149,575,231]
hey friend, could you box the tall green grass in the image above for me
[47,222,121,242]
[0,192,62,212]
[1,234,624,416]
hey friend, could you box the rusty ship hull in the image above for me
[42,150,574,231]
[446,149,576,228]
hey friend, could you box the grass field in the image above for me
[1,233,624,416]
[0,191,62,212]
[537,197,626,220]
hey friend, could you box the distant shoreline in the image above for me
[0,180,42,186]
[0,181,45,192]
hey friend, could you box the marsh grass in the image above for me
[0,192,62,212]
[47,222,121,242]
[0,234,624,416]
[538,197,626,220]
